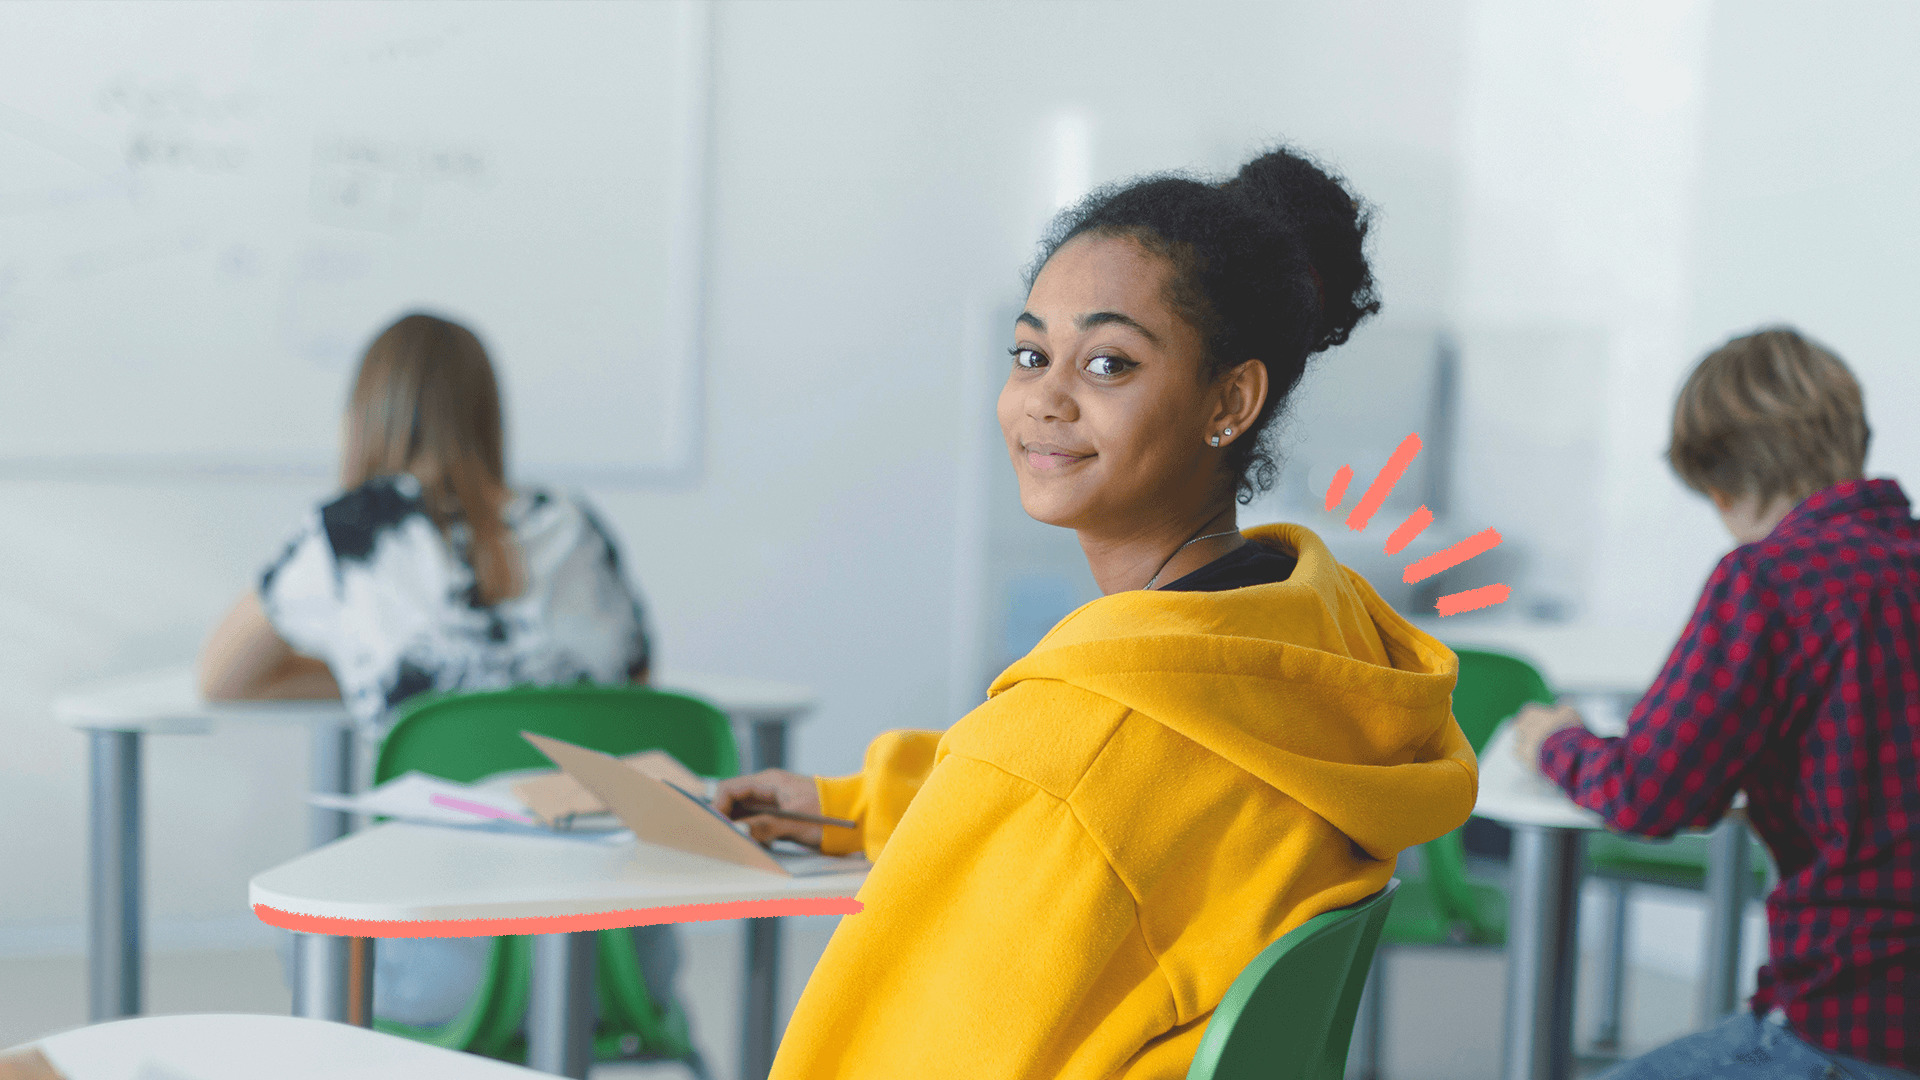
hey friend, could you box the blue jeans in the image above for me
[375,925,682,1028]
[1598,1013,1918,1080]
[283,925,682,1029]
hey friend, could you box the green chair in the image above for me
[1352,648,1552,1078]
[1186,881,1399,1080]
[369,684,737,1074]
[1584,809,1773,1051]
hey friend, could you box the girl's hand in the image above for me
[1511,703,1586,772]
[713,769,826,849]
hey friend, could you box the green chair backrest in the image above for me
[369,683,734,1064]
[1449,647,1555,754]
[1185,880,1399,1080]
[1420,647,1553,938]
[375,684,740,786]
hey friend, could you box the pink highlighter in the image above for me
[429,792,535,825]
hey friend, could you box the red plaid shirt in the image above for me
[1541,479,1920,1072]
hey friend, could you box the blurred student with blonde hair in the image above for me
[201,311,652,715]
[1515,328,1919,1079]
[198,311,676,1034]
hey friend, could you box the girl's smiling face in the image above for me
[998,233,1258,537]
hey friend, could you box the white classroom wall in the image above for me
[0,0,1478,949]
[2,0,1917,969]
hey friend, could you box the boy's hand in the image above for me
[713,768,826,849]
[1510,703,1586,772]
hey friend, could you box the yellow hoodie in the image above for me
[772,524,1476,1079]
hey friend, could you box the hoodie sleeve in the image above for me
[814,729,943,858]
[774,752,1173,1080]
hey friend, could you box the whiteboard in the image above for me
[0,0,708,481]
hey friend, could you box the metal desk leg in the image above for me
[1502,825,1585,1080]
[528,932,596,1078]
[743,917,782,1080]
[308,722,355,848]
[741,714,793,1080]
[1700,818,1754,1027]
[87,728,142,1021]
[291,933,373,1025]
[1592,878,1630,1052]
[749,718,788,778]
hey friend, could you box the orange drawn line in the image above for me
[1345,433,1422,531]
[1436,583,1510,617]
[1323,465,1354,512]
[1384,506,1433,555]
[1403,527,1502,583]
[252,897,865,938]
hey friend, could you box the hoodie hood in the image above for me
[987,522,1476,858]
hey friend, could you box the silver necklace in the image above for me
[1142,527,1243,590]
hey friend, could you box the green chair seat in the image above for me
[1375,647,1549,949]
[1185,881,1399,1080]
[1586,830,1771,894]
[1347,649,1550,1078]
[1378,875,1451,946]
[1381,871,1507,947]
[370,684,735,1071]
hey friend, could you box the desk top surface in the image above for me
[21,1014,546,1079]
[249,821,867,935]
[1470,713,1745,830]
[56,667,815,732]
[1472,722,1607,830]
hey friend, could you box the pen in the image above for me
[727,800,857,830]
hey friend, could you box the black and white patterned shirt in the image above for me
[259,474,652,730]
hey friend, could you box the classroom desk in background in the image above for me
[10,1013,552,1079]
[249,821,868,1079]
[54,664,816,1074]
[1476,718,1758,1080]
[1420,618,1760,1080]
[1475,720,1611,1080]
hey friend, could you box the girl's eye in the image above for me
[1086,354,1133,378]
[1010,347,1046,370]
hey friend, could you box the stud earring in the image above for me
[1223,428,1234,438]
[1209,435,1221,447]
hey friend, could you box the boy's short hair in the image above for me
[1667,327,1871,505]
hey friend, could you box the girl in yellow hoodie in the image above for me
[716,146,1479,1079]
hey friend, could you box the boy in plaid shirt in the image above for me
[1514,328,1918,1079]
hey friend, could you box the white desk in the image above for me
[54,664,815,1079]
[249,822,868,1078]
[1474,723,1606,1080]
[1473,702,1758,1080]
[56,670,354,1028]
[18,1013,549,1078]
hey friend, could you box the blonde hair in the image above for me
[1667,326,1870,506]
[343,312,522,605]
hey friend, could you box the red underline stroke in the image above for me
[252,897,865,938]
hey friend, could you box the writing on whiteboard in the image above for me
[309,135,491,234]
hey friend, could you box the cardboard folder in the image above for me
[522,731,787,875]
[512,749,705,828]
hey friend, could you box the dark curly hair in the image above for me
[1025,145,1380,503]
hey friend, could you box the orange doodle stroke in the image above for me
[1320,432,1509,616]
